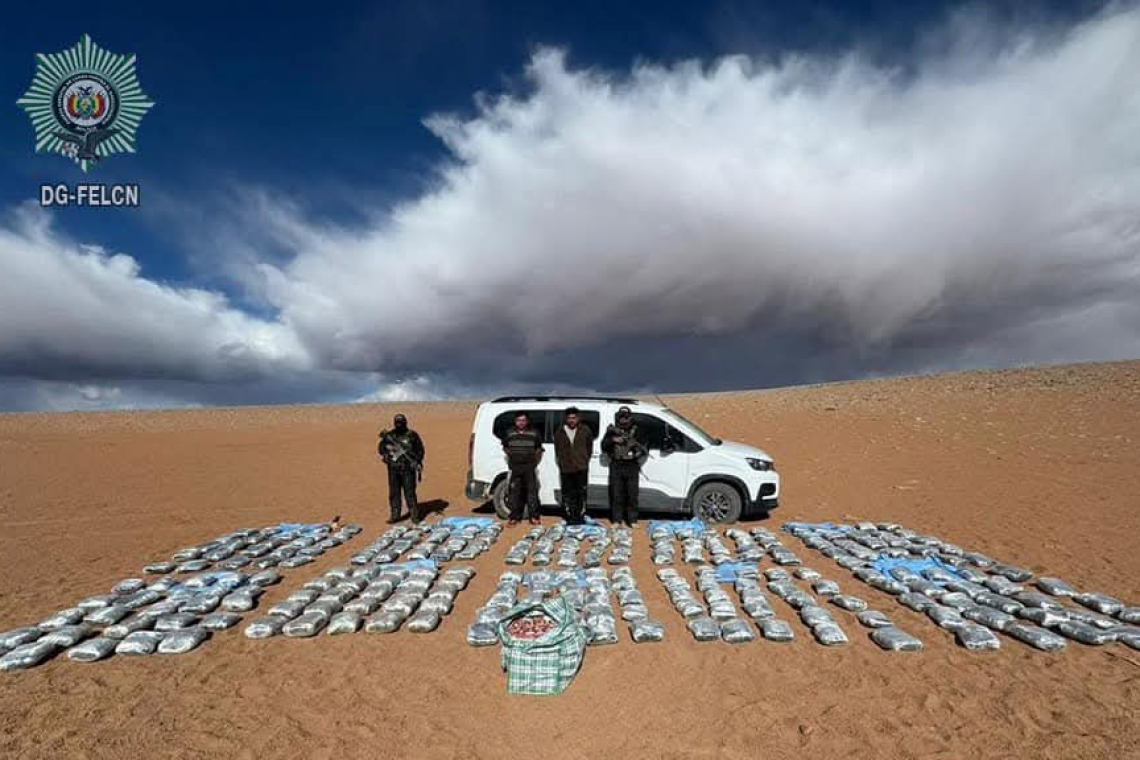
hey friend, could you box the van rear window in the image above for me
[493,410,549,442]
[493,409,599,443]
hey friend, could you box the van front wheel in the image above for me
[491,477,511,520]
[692,482,742,524]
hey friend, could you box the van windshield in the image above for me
[661,408,718,446]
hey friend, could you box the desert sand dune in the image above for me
[1,361,1138,759]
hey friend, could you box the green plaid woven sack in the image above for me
[498,596,587,696]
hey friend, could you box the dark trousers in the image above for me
[387,465,418,521]
[560,470,588,524]
[508,466,540,521]
[609,465,639,525]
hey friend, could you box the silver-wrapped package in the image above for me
[78,594,116,611]
[0,627,43,649]
[137,601,180,620]
[688,617,720,642]
[975,592,1023,615]
[1005,622,1066,652]
[703,602,734,622]
[939,592,975,610]
[201,612,241,631]
[1116,608,1140,625]
[382,596,419,618]
[40,625,92,648]
[992,564,1033,582]
[67,637,117,662]
[475,606,509,627]
[927,606,967,631]
[1069,610,1119,630]
[154,613,199,632]
[1074,593,1124,616]
[1117,628,1140,650]
[467,622,498,646]
[287,589,320,605]
[327,612,362,635]
[249,569,282,587]
[855,610,893,629]
[120,590,163,611]
[144,562,177,574]
[113,578,147,595]
[0,641,59,671]
[344,597,382,616]
[407,611,441,633]
[871,626,923,652]
[962,606,1015,631]
[244,616,285,639]
[116,631,166,656]
[812,579,841,597]
[40,608,86,630]
[1057,620,1116,645]
[220,593,257,613]
[158,627,210,654]
[813,623,848,646]
[1013,592,1064,611]
[794,567,822,581]
[105,616,154,640]
[721,618,756,644]
[761,618,795,642]
[800,606,834,628]
[364,612,404,633]
[307,600,343,619]
[631,619,665,643]
[283,611,328,638]
[268,600,306,620]
[1018,606,1070,628]
[85,605,130,626]
[830,595,868,612]
[898,593,936,613]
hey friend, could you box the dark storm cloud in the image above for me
[1,4,1138,410]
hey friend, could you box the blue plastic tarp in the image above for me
[267,522,328,537]
[439,516,496,530]
[781,521,852,534]
[378,559,437,572]
[647,518,708,536]
[871,555,962,583]
[564,522,606,539]
[713,561,758,583]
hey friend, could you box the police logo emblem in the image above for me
[17,34,154,172]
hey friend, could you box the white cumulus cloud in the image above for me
[2,4,1139,410]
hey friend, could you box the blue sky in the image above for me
[1,1,1136,410]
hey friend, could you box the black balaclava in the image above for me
[394,414,408,432]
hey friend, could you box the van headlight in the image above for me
[747,458,774,472]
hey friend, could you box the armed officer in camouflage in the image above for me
[378,413,426,523]
[601,406,647,527]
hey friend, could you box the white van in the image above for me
[464,396,779,524]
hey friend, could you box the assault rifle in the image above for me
[379,430,424,481]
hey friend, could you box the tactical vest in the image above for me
[504,429,541,468]
[611,424,641,462]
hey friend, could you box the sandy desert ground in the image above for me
[1,361,1138,760]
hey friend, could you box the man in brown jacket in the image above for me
[553,407,595,525]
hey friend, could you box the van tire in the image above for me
[491,477,511,520]
[691,481,743,524]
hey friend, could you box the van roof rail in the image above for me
[489,395,642,404]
